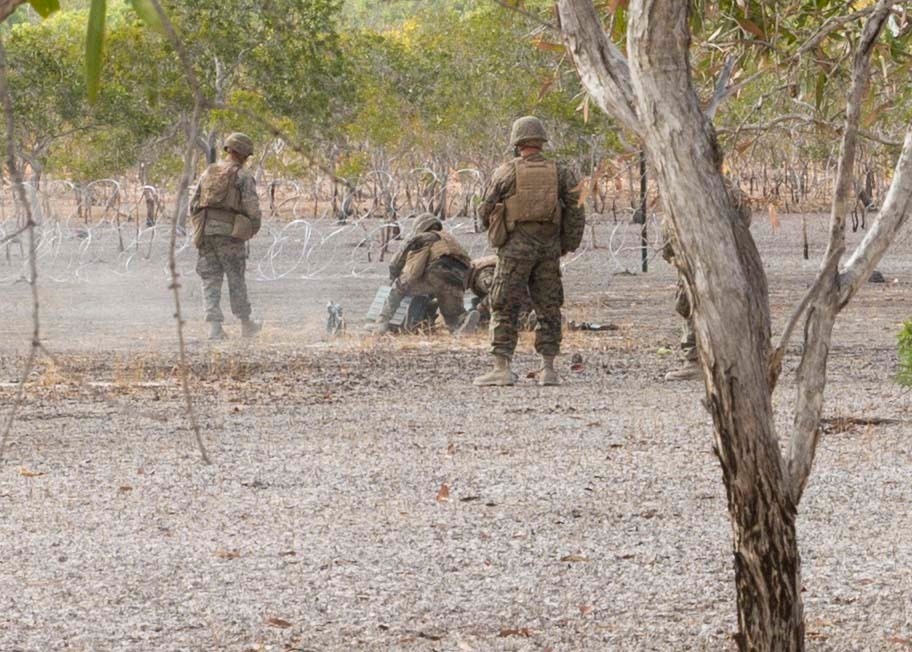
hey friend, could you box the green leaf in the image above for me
[128,0,164,33]
[85,0,106,103]
[27,0,60,18]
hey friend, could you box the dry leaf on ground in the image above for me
[560,554,589,563]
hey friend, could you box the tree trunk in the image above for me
[559,1,907,649]
[626,2,806,642]
[559,0,805,647]
[0,0,26,24]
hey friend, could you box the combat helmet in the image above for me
[510,116,548,147]
[413,212,442,234]
[223,132,254,158]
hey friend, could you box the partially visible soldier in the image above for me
[663,175,751,380]
[368,213,480,335]
[467,255,535,329]
[190,132,262,341]
[473,116,585,386]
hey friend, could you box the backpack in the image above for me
[198,161,241,211]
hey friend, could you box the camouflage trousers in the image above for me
[490,254,562,357]
[196,235,251,322]
[675,273,697,362]
[382,261,468,331]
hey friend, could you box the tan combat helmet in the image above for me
[412,212,442,234]
[510,116,548,147]
[223,132,254,158]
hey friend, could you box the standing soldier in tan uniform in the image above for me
[368,213,480,335]
[190,132,262,341]
[473,116,586,386]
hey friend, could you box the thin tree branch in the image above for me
[838,128,912,306]
[704,54,736,120]
[769,252,839,389]
[785,0,894,505]
[796,6,878,57]
[149,0,210,465]
[0,34,43,464]
[490,0,557,30]
[558,0,643,137]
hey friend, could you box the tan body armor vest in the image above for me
[429,231,471,266]
[199,162,242,220]
[504,158,559,227]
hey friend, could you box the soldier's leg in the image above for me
[195,239,225,323]
[681,318,698,362]
[220,238,252,321]
[426,268,468,331]
[674,275,697,361]
[489,256,534,358]
[528,257,563,357]
[665,273,700,380]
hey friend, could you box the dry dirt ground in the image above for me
[0,214,910,651]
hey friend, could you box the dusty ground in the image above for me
[0,214,910,651]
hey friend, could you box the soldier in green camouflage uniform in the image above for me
[473,116,586,386]
[663,176,751,380]
[368,213,479,335]
[190,132,263,341]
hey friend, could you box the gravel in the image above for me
[1,215,910,651]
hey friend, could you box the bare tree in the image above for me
[558,1,911,649]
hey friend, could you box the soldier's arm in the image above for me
[189,172,204,215]
[477,163,514,228]
[239,174,262,235]
[558,164,586,254]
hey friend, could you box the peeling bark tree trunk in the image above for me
[558,1,906,650]
[623,4,803,647]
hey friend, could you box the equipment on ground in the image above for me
[365,286,438,333]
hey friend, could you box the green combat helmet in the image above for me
[412,212,442,234]
[223,132,254,158]
[510,116,548,147]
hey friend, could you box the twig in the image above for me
[0,34,43,463]
[705,55,736,120]
[149,0,210,465]
[768,251,839,388]
[490,0,557,30]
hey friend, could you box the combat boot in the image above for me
[539,355,560,386]
[241,319,262,338]
[473,355,515,386]
[208,321,228,341]
[664,360,701,381]
[455,310,480,337]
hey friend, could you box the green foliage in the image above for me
[897,321,912,387]
[28,0,60,18]
[339,1,612,166]
[127,0,162,32]
[4,0,910,187]
[84,0,105,101]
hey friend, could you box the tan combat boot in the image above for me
[539,355,560,386]
[664,359,701,381]
[241,319,262,338]
[209,322,228,341]
[473,355,515,386]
